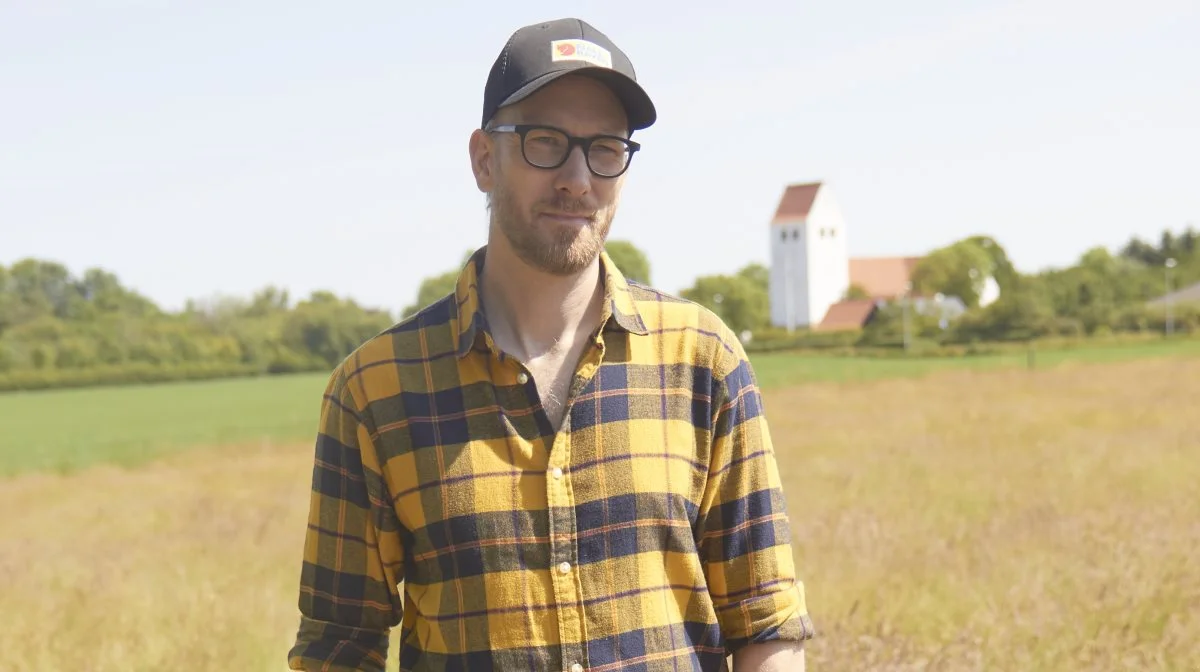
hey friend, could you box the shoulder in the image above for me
[326,292,460,409]
[624,280,750,381]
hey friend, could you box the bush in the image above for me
[0,362,271,393]
[744,327,862,353]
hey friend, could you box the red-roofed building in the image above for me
[813,299,880,332]
[769,182,851,330]
[771,182,821,222]
[848,256,923,300]
[768,181,944,332]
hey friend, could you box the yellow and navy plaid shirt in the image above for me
[288,247,814,672]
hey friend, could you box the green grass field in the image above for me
[0,371,328,477]
[2,336,1198,477]
[748,335,1200,388]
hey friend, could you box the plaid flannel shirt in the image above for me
[288,247,814,671]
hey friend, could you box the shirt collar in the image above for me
[599,248,651,337]
[451,245,649,359]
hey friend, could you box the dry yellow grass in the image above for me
[780,357,1200,671]
[1,356,1197,671]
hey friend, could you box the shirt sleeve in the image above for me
[697,335,816,657]
[287,365,407,672]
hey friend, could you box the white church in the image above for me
[768,181,999,332]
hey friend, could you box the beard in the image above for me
[489,177,617,277]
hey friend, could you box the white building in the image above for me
[768,180,1000,332]
[768,182,850,330]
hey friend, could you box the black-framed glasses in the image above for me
[487,124,640,178]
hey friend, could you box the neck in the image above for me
[478,237,605,363]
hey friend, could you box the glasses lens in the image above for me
[587,137,631,176]
[519,127,632,176]
[522,127,569,168]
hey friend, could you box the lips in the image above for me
[539,211,594,226]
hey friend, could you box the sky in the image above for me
[2,0,1198,315]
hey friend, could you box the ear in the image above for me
[469,129,496,194]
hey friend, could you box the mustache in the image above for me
[538,196,598,219]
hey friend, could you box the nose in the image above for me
[553,145,592,198]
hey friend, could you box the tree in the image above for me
[1021,242,1183,333]
[680,268,769,335]
[7,259,78,321]
[1117,225,1198,266]
[963,235,1019,290]
[0,256,460,391]
[283,292,396,369]
[244,286,291,317]
[910,239,997,308]
[1119,236,1162,266]
[949,286,1056,342]
[1162,231,1177,260]
[402,250,475,318]
[604,240,651,285]
[1180,226,1198,255]
[74,268,158,318]
[737,263,769,292]
[0,265,14,333]
[843,284,870,300]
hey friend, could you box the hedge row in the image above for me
[2,332,1196,393]
[743,329,1197,360]
[0,362,311,393]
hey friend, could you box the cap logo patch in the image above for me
[550,39,612,68]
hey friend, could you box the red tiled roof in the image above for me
[771,182,822,223]
[848,256,923,299]
[816,299,879,331]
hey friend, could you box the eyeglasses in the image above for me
[486,124,640,178]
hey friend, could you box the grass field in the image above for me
[1,341,1198,670]
[3,335,1198,477]
[747,335,1200,389]
[0,370,326,477]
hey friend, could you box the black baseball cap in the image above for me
[481,18,656,133]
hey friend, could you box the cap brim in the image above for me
[497,66,657,132]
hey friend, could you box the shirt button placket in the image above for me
[547,428,584,672]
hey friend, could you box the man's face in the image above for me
[471,75,631,277]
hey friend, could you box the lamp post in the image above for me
[1165,258,1177,336]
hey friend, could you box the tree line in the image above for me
[1,230,1196,392]
[678,228,1199,350]
[0,262,396,391]
[0,241,653,392]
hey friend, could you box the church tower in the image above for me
[769,181,850,331]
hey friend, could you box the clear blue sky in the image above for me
[2,0,1197,314]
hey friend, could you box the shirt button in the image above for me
[551,467,563,479]
[558,561,571,575]
[517,372,529,384]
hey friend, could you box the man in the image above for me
[288,17,814,672]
